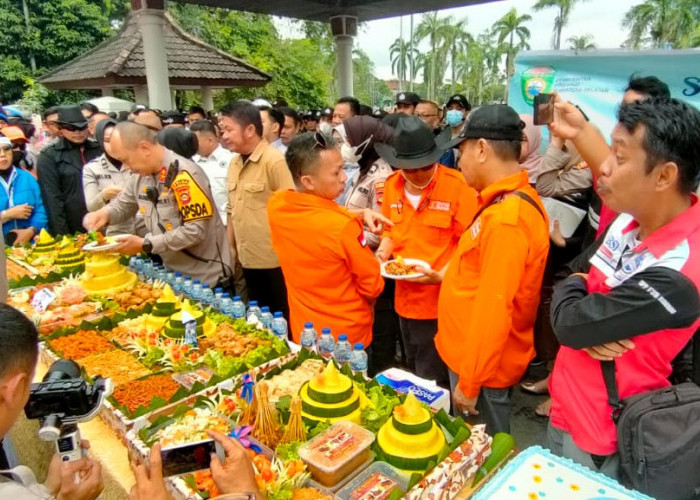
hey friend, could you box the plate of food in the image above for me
[82,232,124,252]
[381,256,430,280]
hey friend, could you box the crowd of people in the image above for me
[1,73,700,499]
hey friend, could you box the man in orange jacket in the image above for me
[268,131,385,349]
[375,117,477,388]
[430,105,549,434]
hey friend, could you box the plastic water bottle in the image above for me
[247,300,262,322]
[300,322,317,351]
[142,260,154,281]
[172,272,183,294]
[349,343,369,378]
[155,266,167,284]
[220,293,234,316]
[231,295,246,319]
[181,275,193,297]
[271,312,288,339]
[212,287,224,311]
[165,271,175,287]
[190,279,202,301]
[200,283,214,306]
[129,256,141,272]
[318,328,335,359]
[333,334,352,365]
[260,306,273,330]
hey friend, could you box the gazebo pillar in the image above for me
[101,87,114,97]
[330,16,358,98]
[133,0,171,110]
[201,86,214,112]
[134,86,149,105]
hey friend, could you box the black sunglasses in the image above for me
[61,123,88,132]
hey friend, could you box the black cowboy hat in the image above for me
[375,115,446,169]
[56,105,88,128]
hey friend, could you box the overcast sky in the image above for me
[280,0,643,80]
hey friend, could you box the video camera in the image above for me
[24,359,112,462]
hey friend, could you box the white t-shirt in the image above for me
[193,145,237,225]
[404,188,421,209]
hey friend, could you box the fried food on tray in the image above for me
[48,330,115,360]
[198,323,271,357]
[112,374,181,414]
[385,255,421,276]
[79,349,151,386]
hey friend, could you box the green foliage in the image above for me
[533,0,589,50]
[622,0,700,49]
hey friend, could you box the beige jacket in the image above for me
[109,149,231,286]
[227,139,294,269]
[82,155,144,236]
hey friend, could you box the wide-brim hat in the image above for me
[1,125,27,143]
[375,115,446,169]
[56,105,88,128]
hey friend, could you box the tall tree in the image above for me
[492,8,531,101]
[414,12,452,100]
[532,0,588,50]
[567,34,596,50]
[622,0,697,48]
[442,18,472,95]
[389,37,412,91]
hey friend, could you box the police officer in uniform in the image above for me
[83,121,231,287]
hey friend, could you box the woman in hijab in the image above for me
[82,118,140,235]
[157,127,199,159]
[519,114,542,184]
[340,115,400,376]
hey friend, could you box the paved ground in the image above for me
[510,363,551,449]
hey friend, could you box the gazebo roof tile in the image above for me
[39,10,269,88]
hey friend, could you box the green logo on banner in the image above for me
[522,66,556,105]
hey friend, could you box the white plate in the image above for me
[381,258,430,280]
[82,235,126,252]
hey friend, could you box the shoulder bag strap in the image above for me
[469,190,546,227]
[601,360,625,423]
[510,191,546,220]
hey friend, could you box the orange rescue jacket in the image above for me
[268,190,384,347]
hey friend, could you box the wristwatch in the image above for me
[142,237,153,253]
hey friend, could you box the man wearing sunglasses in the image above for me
[37,105,102,236]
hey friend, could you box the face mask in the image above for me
[340,136,372,165]
[446,109,464,127]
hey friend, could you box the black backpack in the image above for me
[602,360,700,500]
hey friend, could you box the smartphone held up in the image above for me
[533,93,554,126]
[159,438,226,476]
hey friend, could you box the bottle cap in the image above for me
[321,327,331,334]
[174,271,182,277]
[184,275,191,280]
[193,279,200,284]
[233,296,241,301]
[338,334,348,341]
[261,306,270,312]
[304,321,314,328]
[201,283,209,289]
[273,312,283,318]
[222,292,230,298]
[354,343,364,350]
[215,287,223,293]
[249,300,258,306]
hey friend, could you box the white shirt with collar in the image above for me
[193,145,237,225]
[271,138,287,154]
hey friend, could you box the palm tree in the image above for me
[414,12,452,100]
[390,38,418,92]
[533,0,589,50]
[622,0,696,48]
[567,34,596,50]
[492,8,531,101]
[442,19,472,95]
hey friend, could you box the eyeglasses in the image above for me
[61,124,88,132]
[417,113,438,119]
[0,146,12,153]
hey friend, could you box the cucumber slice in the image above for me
[391,415,434,435]
[307,382,354,404]
[377,442,436,472]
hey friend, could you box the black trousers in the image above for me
[369,280,402,377]
[399,316,449,388]
[242,267,289,319]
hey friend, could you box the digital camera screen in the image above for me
[160,439,216,476]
